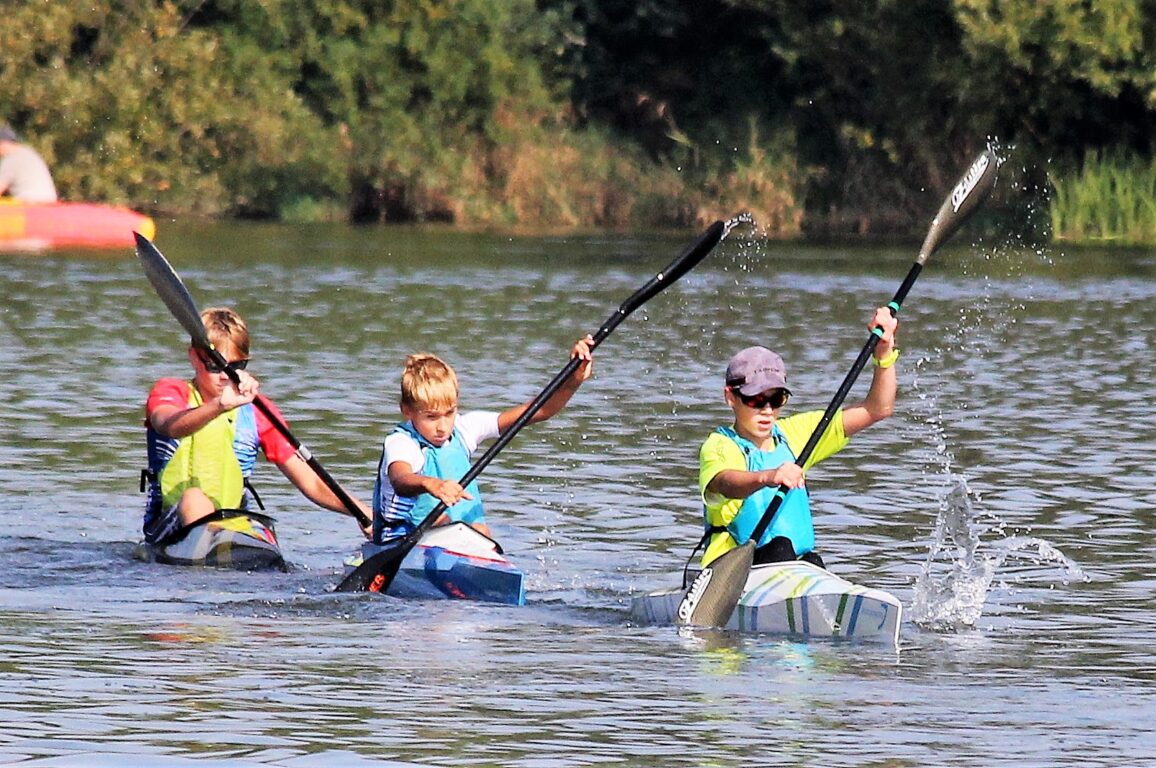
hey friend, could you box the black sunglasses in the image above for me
[733,387,790,410]
[198,354,249,375]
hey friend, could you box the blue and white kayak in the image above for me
[630,560,902,644]
[345,522,526,605]
[133,510,285,571]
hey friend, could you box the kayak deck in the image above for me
[346,522,525,605]
[631,560,902,644]
[134,511,285,571]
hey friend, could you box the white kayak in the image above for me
[630,560,902,644]
[133,511,285,571]
[344,522,526,605]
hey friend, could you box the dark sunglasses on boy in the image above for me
[733,387,790,410]
[198,353,249,375]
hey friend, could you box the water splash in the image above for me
[910,474,1086,632]
[723,211,756,240]
[900,146,1084,632]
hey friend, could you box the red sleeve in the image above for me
[253,397,297,464]
[145,379,191,424]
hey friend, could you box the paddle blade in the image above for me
[135,231,211,348]
[334,543,405,593]
[674,542,754,628]
[918,148,1000,264]
[620,220,725,316]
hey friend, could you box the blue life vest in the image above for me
[373,421,486,543]
[717,425,815,555]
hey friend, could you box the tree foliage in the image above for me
[0,0,1152,234]
[954,0,1155,154]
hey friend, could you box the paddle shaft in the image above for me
[202,344,371,529]
[409,223,724,531]
[336,220,726,592]
[747,265,916,545]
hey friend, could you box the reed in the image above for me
[1050,151,1156,245]
[687,119,802,237]
[423,116,803,233]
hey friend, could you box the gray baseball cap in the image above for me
[725,346,790,395]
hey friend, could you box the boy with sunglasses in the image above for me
[142,307,370,547]
[698,306,899,569]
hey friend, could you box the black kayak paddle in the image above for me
[335,220,728,593]
[675,149,1001,628]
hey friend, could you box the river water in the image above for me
[1,218,1154,766]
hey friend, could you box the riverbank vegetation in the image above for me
[1,0,1152,242]
[1049,152,1155,245]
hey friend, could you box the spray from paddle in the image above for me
[896,155,1085,631]
[910,474,1086,631]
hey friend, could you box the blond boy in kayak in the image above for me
[372,336,594,546]
[698,306,899,569]
[143,307,370,545]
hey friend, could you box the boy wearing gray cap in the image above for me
[698,306,899,569]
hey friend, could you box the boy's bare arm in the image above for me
[707,464,804,500]
[497,334,594,433]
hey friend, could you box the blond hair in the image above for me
[199,307,250,357]
[401,353,458,410]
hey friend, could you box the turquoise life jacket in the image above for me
[716,425,815,555]
[375,421,486,541]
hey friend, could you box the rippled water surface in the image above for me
[2,219,1155,766]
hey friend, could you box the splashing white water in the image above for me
[723,211,757,239]
[910,474,1086,632]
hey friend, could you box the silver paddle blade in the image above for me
[674,542,754,627]
[135,231,212,349]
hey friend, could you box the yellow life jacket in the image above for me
[158,385,245,510]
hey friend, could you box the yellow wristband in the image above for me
[873,348,900,369]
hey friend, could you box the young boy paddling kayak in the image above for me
[372,336,594,547]
[142,307,371,547]
[698,306,899,568]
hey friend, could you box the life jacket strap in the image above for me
[681,525,727,589]
[141,468,264,512]
[244,478,266,511]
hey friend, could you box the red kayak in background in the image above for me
[0,199,156,250]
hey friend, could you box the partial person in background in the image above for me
[0,124,58,203]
